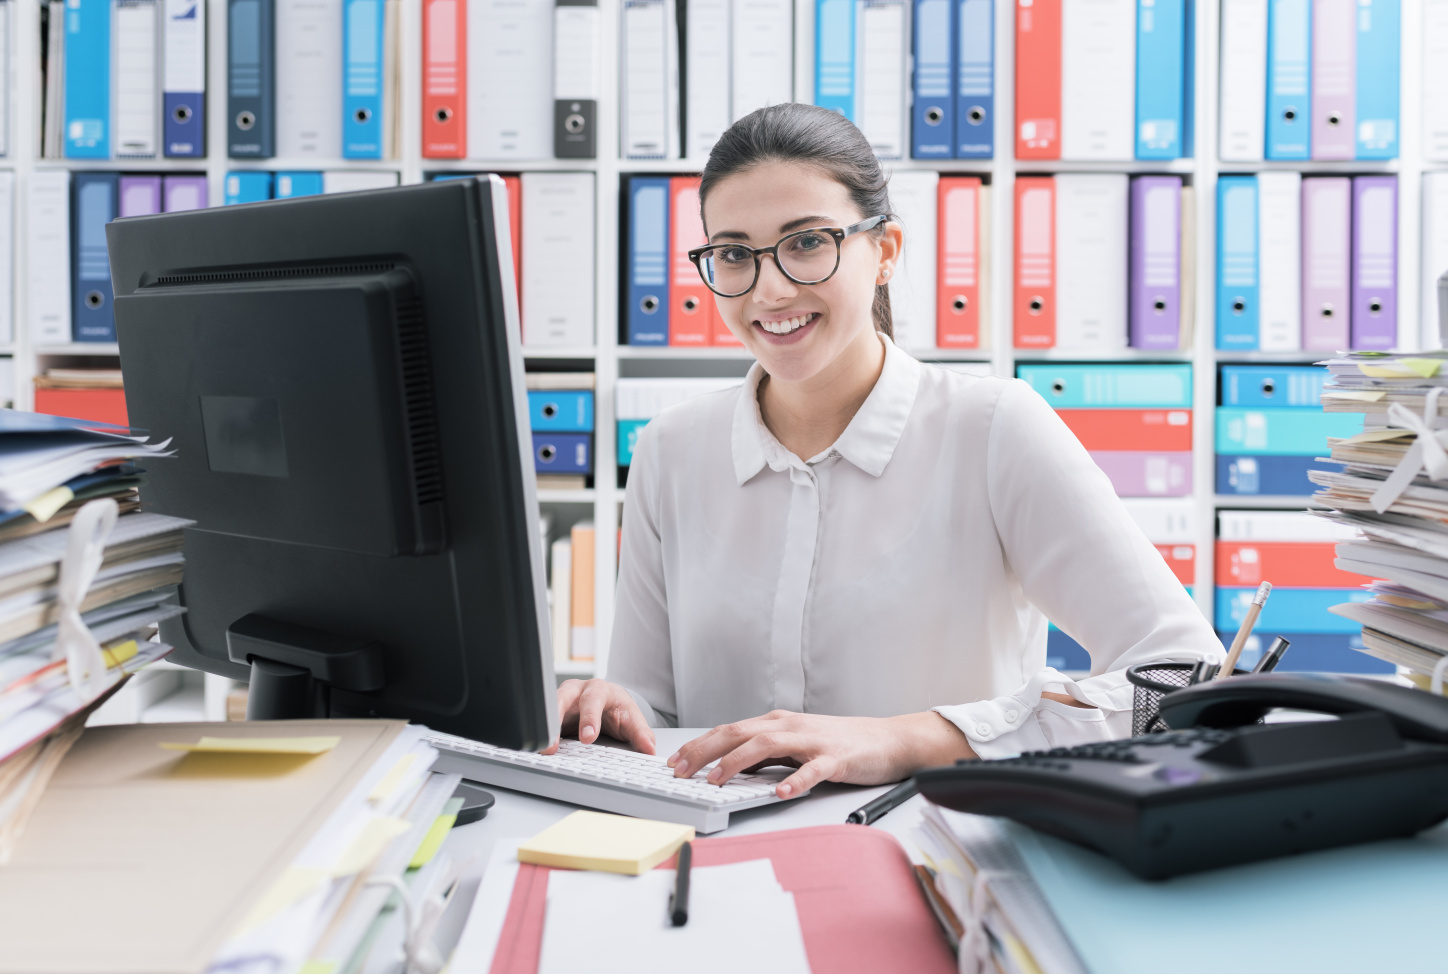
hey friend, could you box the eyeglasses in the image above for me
[686,215,888,298]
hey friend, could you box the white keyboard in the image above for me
[424,733,791,833]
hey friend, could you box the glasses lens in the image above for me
[777,230,840,284]
[697,245,756,296]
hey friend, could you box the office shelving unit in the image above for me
[0,0,1430,692]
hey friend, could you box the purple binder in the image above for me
[1129,176,1182,350]
[1351,175,1397,350]
[1301,177,1351,350]
[117,175,162,218]
[1311,0,1356,160]
[163,175,209,212]
[1089,451,1192,497]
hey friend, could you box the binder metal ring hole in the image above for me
[1261,379,1275,396]
[1051,380,1066,395]
[565,114,586,134]
[641,296,659,313]
[1370,299,1383,314]
[1283,108,1296,122]
[538,445,556,462]
[236,111,256,131]
[173,105,192,123]
[355,108,372,123]
[1028,297,1043,315]
[1232,298,1246,314]
[683,296,699,312]
[1328,112,1341,126]
[926,107,944,125]
[952,295,968,313]
[1321,304,1334,318]
[1153,298,1167,313]
[542,404,558,418]
[968,107,985,124]
[85,291,105,310]
[435,108,452,123]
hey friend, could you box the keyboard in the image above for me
[423,733,790,833]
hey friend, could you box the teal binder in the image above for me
[1215,176,1259,350]
[1015,364,1193,408]
[1215,406,1364,455]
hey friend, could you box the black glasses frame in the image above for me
[686,215,889,298]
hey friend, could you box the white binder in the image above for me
[621,0,680,159]
[276,0,343,158]
[322,170,400,193]
[731,0,793,121]
[855,0,909,160]
[0,172,12,344]
[1120,498,1196,545]
[1060,0,1136,161]
[469,0,554,159]
[1423,173,1448,348]
[113,0,159,158]
[1426,0,1448,161]
[885,169,938,353]
[1055,173,1128,350]
[1257,171,1302,351]
[522,172,595,346]
[1218,0,1267,161]
[0,3,10,158]
[26,171,71,345]
[685,0,730,160]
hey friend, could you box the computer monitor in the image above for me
[106,175,558,750]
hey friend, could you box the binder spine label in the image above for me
[1215,176,1259,350]
[228,0,275,157]
[163,0,206,157]
[65,0,112,158]
[1265,0,1310,159]
[1354,0,1399,160]
[816,0,855,119]
[911,0,952,158]
[956,0,992,158]
[1135,0,1185,159]
[343,0,385,158]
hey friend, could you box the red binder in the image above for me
[422,0,466,158]
[1014,177,1056,348]
[937,177,982,348]
[1014,0,1061,159]
[1054,409,1193,452]
[1156,544,1195,586]
[34,389,128,428]
[487,826,955,974]
[669,176,712,345]
[1216,542,1376,588]
[504,175,523,303]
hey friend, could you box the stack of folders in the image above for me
[0,720,470,974]
[1012,175,1194,350]
[23,171,208,347]
[1215,173,1398,351]
[1219,0,1399,163]
[1045,498,1195,671]
[615,377,745,467]
[0,411,185,862]
[39,0,207,159]
[529,372,595,490]
[1214,509,1386,673]
[1017,364,1194,497]
[1217,367,1364,498]
[546,521,596,664]
[1312,350,1448,686]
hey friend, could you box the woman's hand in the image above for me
[543,679,657,756]
[665,710,976,799]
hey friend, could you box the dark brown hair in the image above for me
[698,103,896,339]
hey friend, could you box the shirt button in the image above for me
[1004,709,1019,723]
[974,723,991,737]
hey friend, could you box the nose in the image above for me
[753,252,798,302]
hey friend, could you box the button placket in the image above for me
[768,464,819,712]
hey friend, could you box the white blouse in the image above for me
[607,333,1222,759]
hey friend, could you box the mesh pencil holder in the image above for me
[1126,662,1247,736]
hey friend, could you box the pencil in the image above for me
[1215,581,1272,680]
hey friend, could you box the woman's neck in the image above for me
[758,327,887,461]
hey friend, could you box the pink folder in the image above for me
[488,825,957,973]
[1301,177,1352,350]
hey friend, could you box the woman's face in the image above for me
[701,161,898,383]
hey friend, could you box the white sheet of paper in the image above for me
[537,858,813,974]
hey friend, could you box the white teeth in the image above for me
[758,313,814,335]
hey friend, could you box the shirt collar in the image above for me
[731,332,923,485]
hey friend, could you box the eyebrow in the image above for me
[709,215,835,243]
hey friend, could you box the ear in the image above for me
[875,220,904,287]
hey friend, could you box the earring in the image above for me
[883,268,891,278]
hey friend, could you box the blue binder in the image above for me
[1215,407,1363,455]
[911,0,953,159]
[534,433,593,474]
[228,0,275,158]
[163,0,206,157]
[815,0,855,120]
[63,0,110,159]
[627,178,670,346]
[1215,587,1370,634]
[1215,176,1259,350]
[1181,0,1194,156]
[1015,364,1193,408]
[528,391,595,432]
[71,173,119,341]
[224,171,273,204]
[275,172,324,198]
[1265,0,1310,160]
[1219,366,1326,407]
[1134,0,1185,159]
[1355,0,1399,160]
[955,0,992,158]
[343,0,385,158]
[1046,627,1091,672]
[1214,454,1336,495]
[1215,630,1394,675]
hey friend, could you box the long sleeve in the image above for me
[932,379,1222,758]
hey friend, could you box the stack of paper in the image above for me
[1310,351,1448,685]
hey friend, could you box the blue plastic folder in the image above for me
[224,171,273,204]
[955,0,993,158]
[1134,0,1185,159]
[626,178,670,346]
[1215,176,1259,350]
[815,0,855,120]
[343,0,385,158]
[1219,366,1326,407]
[64,0,111,159]
[71,173,119,342]
[1355,0,1400,160]
[911,0,953,159]
[1215,587,1369,633]
[1215,407,1363,455]
[528,391,594,432]
[1215,454,1335,496]
[1016,364,1192,408]
[1265,0,1310,160]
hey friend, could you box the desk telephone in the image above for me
[916,674,1448,879]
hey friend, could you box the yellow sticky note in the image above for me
[101,640,138,669]
[332,816,413,877]
[518,810,694,876]
[22,486,74,523]
[158,736,342,755]
[368,754,416,803]
[1358,359,1443,379]
[408,811,460,870]
[1343,428,1415,444]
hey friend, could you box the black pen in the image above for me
[1253,636,1292,673]
[669,841,692,927]
[846,778,919,826]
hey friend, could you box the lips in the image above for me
[754,312,820,335]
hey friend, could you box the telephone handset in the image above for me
[916,673,1448,880]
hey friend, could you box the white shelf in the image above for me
[1014,348,1195,362]
[523,346,599,359]
[539,488,596,504]
[34,343,121,356]
[1014,159,1197,175]
[1213,496,1327,509]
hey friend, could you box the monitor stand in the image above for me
[226,614,386,720]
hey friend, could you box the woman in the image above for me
[548,103,1220,799]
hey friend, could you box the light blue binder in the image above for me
[1215,406,1364,455]
[1355,0,1399,160]
[1015,364,1193,408]
[1215,176,1259,351]
[1265,0,1310,160]
[911,0,953,159]
[224,171,274,204]
[275,171,324,198]
[815,0,855,119]
[1215,587,1370,633]
[1134,0,1184,159]
[343,0,385,158]
[528,391,595,432]
[1219,365,1326,406]
[64,0,111,158]
[955,0,992,158]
